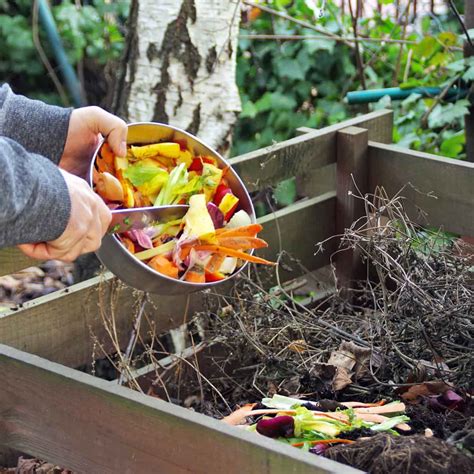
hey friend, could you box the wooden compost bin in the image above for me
[1,110,473,474]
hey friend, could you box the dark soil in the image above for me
[324,433,474,474]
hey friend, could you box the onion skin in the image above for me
[256,416,295,438]
[95,171,124,202]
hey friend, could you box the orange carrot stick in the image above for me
[353,402,405,414]
[184,270,206,283]
[341,400,386,408]
[149,255,179,279]
[205,253,226,274]
[291,439,355,448]
[193,245,276,265]
[215,224,263,237]
[215,236,268,250]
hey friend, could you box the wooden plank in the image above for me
[296,109,393,143]
[0,345,360,474]
[336,127,369,288]
[368,142,474,236]
[257,191,337,281]
[0,248,39,278]
[230,109,393,193]
[0,193,336,368]
[294,109,393,198]
[296,163,336,199]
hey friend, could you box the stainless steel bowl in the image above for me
[88,122,256,295]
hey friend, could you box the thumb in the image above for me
[17,243,54,261]
[91,107,128,157]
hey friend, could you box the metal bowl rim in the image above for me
[89,121,256,289]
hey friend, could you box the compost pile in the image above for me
[99,189,473,473]
[0,261,73,309]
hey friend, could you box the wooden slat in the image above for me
[257,191,337,281]
[293,109,393,198]
[336,127,369,288]
[230,109,393,193]
[368,142,474,236]
[296,108,393,143]
[0,193,336,368]
[0,345,359,474]
[0,248,38,278]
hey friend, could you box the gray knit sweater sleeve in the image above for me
[0,84,72,247]
[0,84,72,164]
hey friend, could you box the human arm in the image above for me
[0,83,71,164]
[0,84,128,177]
[0,137,111,262]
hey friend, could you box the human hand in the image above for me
[60,106,127,178]
[17,169,112,262]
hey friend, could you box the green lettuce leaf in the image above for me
[171,175,204,204]
[293,407,344,438]
[154,163,188,206]
[261,394,305,410]
[123,159,168,187]
[370,415,410,432]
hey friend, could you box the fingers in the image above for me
[17,243,53,261]
[22,171,113,263]
[89,106,128,157]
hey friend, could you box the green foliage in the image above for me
[0,0,129,103]
[233,4,356,155]
[54,0,126,65]
[232,0,469,161]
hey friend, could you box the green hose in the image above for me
[38,0,85,107]
[346,87,467,104]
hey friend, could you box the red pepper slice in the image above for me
[173,138,188,151]
[214,183,232,206]
[205,271,226,282]
[202,156,216,165]
[224,201,239,221]
[188,157,203,172]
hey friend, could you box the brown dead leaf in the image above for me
[397,381,451,402]
[332,367,353,391]
[327,341,372,390]
[288,339,307,353]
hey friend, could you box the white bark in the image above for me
[115,0,241,153]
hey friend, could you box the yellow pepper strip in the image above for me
[131,142,180,159]
[218,193,239,216]
[114,156,135,208]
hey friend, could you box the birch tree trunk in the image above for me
[114,0,241,154]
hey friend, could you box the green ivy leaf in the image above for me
[273,177,297,207]
[462,66,474,81]
[414,36,437,58]
[275,57,305,80]
[240,100,258,119]
[438,31,458,47]
[440,131,465,158]
[271,92,297,111]
[428,100,470,129]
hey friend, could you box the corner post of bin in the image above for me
[335,126,369,291]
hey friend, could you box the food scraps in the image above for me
[222,394,412,454]
[93,140,275,282]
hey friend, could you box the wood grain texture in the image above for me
[0,344,359,474]
[336,127,369,288]
[257,191,337,282]
[0,193,336,368]
[293,109,393,198]
[0,248,38,278]
[368,142,474,235]
[296,108,393,142]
